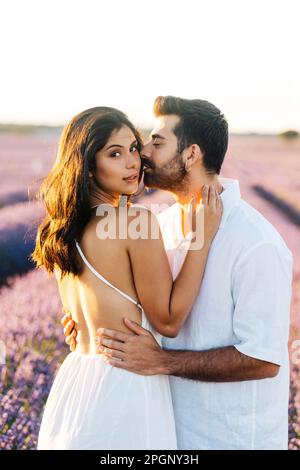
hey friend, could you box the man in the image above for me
[62,96,293,449]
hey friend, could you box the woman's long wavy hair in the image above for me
[31,106,143,278]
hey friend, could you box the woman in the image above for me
[33,106,222,450]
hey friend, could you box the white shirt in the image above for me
[158,177,293,450]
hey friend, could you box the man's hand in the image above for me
[61,311,77,352]
[95,318,168,375]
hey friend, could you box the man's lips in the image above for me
[142,163,154,171]
[141,158,155,171]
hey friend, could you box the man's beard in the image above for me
[142,152,189,192]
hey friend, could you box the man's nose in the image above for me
[141,143,152,159]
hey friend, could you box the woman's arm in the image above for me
[128,185,222,337]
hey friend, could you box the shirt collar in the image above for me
[218,177,241,229]
[162,177,241,250]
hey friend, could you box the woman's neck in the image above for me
[88,179,121,208]
[90,194,121,208]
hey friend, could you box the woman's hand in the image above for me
[202,184,223,243]
[185,185,223,245]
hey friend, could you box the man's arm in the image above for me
[96,318,279,380]
[160,345,279,381]
[61,314,279,380]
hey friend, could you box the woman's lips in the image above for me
[123,173,139,183]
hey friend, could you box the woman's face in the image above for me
[91,125,141,196]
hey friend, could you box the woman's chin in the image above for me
[121,182,139,194]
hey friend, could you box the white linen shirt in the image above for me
[158,177,293,450]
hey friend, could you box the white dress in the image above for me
[37,241,177,450]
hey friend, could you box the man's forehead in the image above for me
[150,115,180,138]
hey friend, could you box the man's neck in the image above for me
[174,175,223,207]
[171,174,223,239]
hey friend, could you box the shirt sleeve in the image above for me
[232,241,293,366]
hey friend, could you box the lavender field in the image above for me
[0,133,58,208]
[0,133,299,449]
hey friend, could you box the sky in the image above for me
[1,0,299,133]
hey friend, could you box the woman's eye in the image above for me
[130,146,138,152]
[111,151,121,157]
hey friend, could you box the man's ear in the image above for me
[183,144,202,172]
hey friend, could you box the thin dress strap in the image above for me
[75,240,142,311]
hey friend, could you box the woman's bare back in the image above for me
[56,214,142,354]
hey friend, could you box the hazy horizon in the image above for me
[0,122,298,137]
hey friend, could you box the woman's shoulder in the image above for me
[129,202,148,210]
[127,203,158,225]
[125,204,161,246]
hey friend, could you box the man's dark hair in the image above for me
[153,95,228,175]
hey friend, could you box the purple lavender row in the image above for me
[0,201,45,285]
[0,269,64,449]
